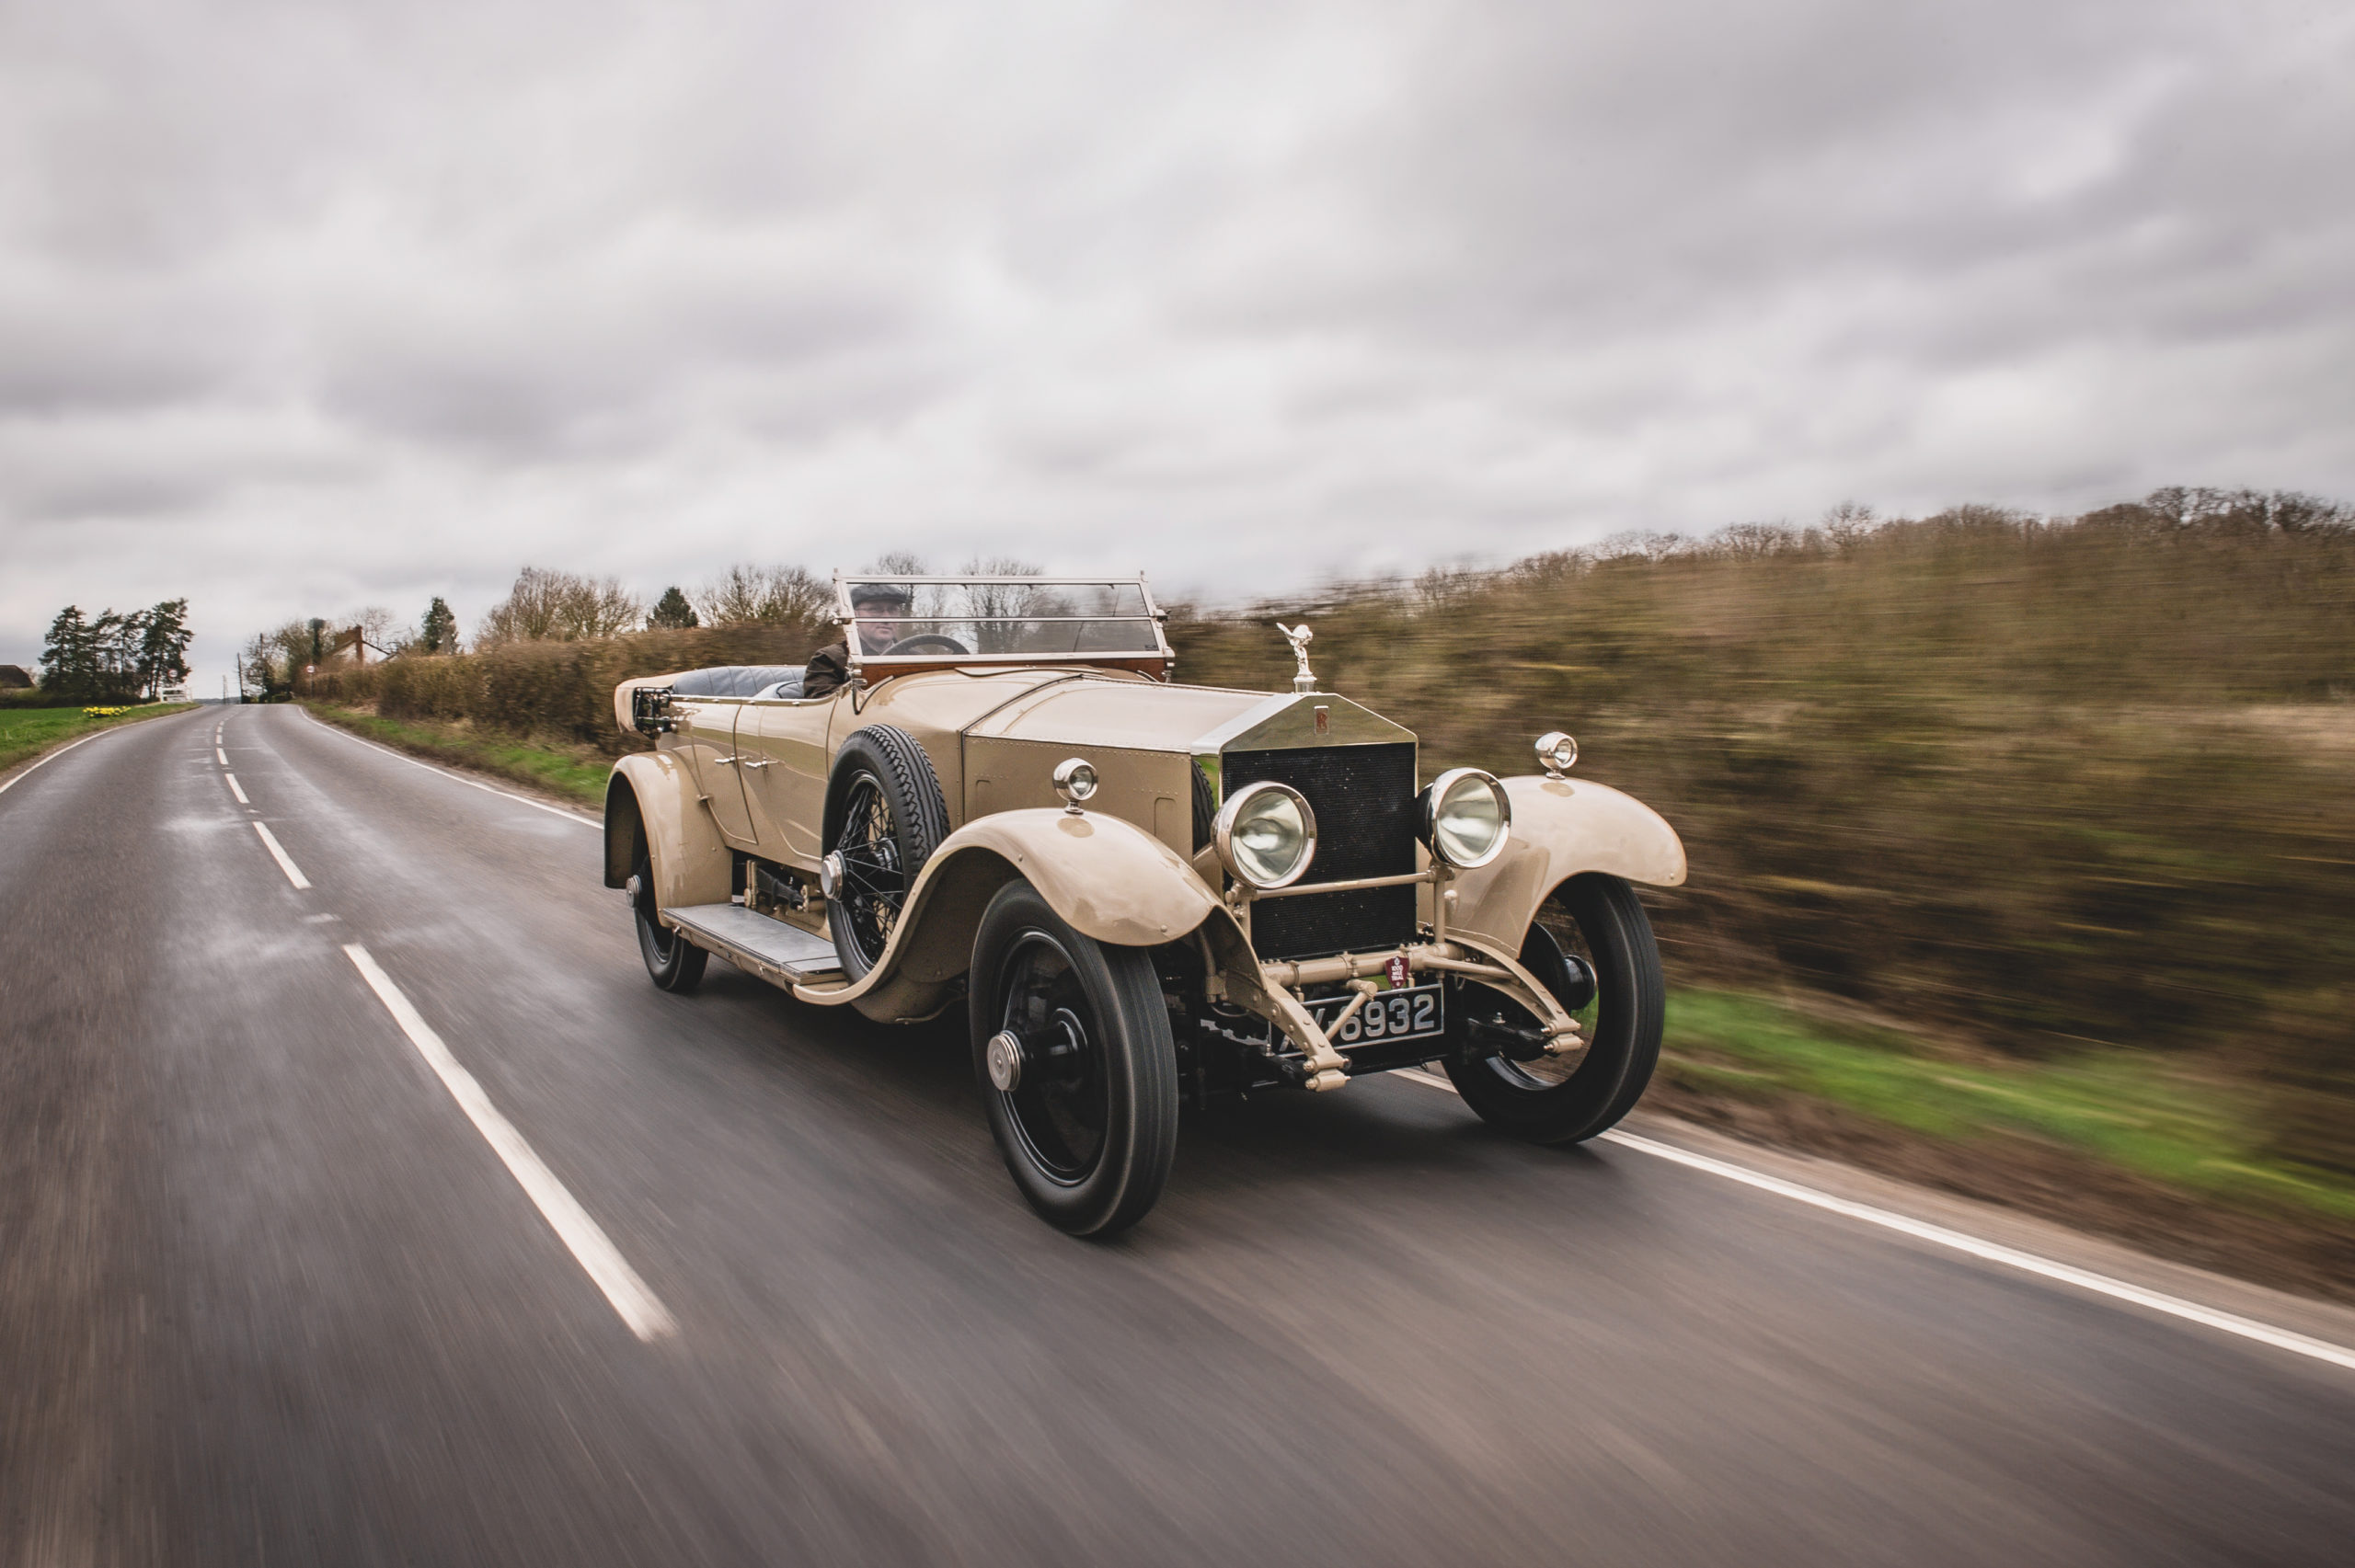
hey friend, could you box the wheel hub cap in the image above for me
[986,1030,1025,1092]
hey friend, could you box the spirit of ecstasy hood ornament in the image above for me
[1276,622,1315,693]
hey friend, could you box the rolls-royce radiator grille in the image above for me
[1222,741,1419,960]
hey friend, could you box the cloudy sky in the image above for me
[2,0,2349,692]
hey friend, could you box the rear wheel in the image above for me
[1442,874,1662,1143]
[970,880,1178,1236]
[632,846,708,993]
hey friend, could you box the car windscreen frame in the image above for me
[833,574,1176,681]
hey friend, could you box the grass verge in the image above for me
[297,698,2355,1299]
[301,702,613,807]
[0,702,201,774]
[1657,989,2355,1299]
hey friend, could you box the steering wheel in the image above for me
[882,634,969,656]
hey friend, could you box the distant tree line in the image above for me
[29,600,193,704]
[466,563,842,645]
[245,557,972,693]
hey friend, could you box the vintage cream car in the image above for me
[604,575,1685,1235]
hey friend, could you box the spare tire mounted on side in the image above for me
[821,725,950,981]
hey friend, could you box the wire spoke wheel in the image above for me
[822,727,948,982]
[836,772,904,964]
[1442,873,1662,1143]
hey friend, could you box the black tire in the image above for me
[969,879,1179,1237]
[823,726,950,981]
[632,845,708,993]
[1442,874,1663,1144]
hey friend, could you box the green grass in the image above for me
[0,702,201,773]
[302,703,613,807]
[1664,990,2355,1223]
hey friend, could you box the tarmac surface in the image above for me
[5,704,2352,1566]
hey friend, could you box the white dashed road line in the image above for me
[215,747,229,764]
[225,773,249,804]
[251,821,312,889]
[1392,1067,2355,1373]
[341,944,677,1342]
[298,708,598,828]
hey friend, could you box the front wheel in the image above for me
[1442,873,1662,1143]
[969,880,1178,1237]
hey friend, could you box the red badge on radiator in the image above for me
[1386,955,1409,990]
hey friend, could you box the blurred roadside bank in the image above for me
[299,488,2355,1297]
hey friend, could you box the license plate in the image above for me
[1308,982,1445,1048]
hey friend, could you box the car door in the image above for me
[736,692,837,865]
[669,695,761,845]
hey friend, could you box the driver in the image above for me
[802,582,913,697]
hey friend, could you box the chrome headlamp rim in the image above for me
[1051,756,1099,808]
[1534,730,1577,777]
[1212,779,1319,890]
[1419,766,1513,869]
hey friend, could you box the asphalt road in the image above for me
[5,704,2352,1567]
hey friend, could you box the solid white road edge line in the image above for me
[298,708,598,827]
[224,773,249,804]
[1389,1067,2355,1374]
[340,944,677,1342]
[250,821,312,889]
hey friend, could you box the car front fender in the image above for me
[795,807,1221,1021]
[1440,775,1686,953]
[605,752,734,910]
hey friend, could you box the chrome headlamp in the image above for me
[1535,731,1577,777]
[1051,756,1099,812]
[1419,768,1512,869]
[1213,780,1317,889]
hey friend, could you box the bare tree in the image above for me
[956,555,1047,651]
[323,606,406,659]
[477,567,643,644]
[236,619,319,697]
[692,564,829,627]
[358,606,401,652]
[857,552,936,617]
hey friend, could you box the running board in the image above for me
[663,903,844,985]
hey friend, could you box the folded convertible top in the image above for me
[664,665,805,699]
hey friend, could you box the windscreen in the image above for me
[847,580,1164,661]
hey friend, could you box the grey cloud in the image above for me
[0,0,2349,689]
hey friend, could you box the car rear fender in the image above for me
[793,808,1221,1021]
[1440,775,1686,953]
[605,752,734,910]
